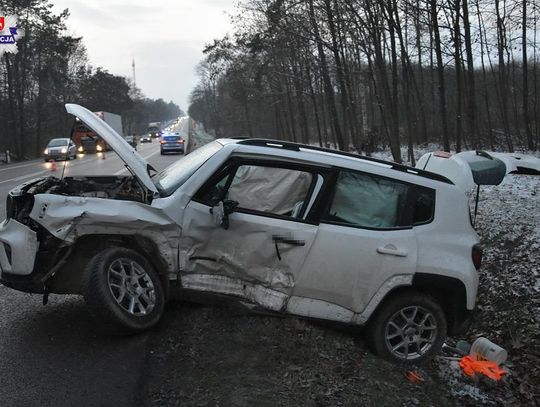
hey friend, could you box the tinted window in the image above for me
[412,188,435,225]
[163,135,180,141]
[323,170,409,229]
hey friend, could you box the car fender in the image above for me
[29,194,182,276]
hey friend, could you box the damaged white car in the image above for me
[0,104,482,363]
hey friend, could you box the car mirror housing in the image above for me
[210,200,239,230]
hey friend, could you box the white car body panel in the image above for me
[486,152,540,173]
[28,194,181,277]
[293,224,417,313]
[0,219,38,275]
[416,152,475,193]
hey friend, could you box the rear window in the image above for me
[163,135,180,141]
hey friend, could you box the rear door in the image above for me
[292,169,431,321]
[178,158,325,311]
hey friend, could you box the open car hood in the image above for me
[66,104,158,194]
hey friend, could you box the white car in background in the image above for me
[0,104,481,363]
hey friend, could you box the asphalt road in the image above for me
[0,117,190,407]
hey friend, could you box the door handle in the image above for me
[376,244,408,257]
[272,235,306,246]
[272,235,306,261]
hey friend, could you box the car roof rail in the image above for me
[237,138,453,184]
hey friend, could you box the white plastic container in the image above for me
[470,337,508,364]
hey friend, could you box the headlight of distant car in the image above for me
[44,148,49,155]
[78,146,83,152]
[61,147,68,154]
[96,145,103,152]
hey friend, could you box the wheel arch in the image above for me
[47,234,171,298]
[368,273,471,336]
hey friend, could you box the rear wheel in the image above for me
[84,247,165,334]
[366,291,446,364]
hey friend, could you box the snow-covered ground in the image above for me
[372,146,539,404]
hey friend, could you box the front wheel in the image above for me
[366,291,446,364]
[84,247,165,334]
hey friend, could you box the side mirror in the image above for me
[210,199,239,229]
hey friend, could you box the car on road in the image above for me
[160,133,185,155]
[0,104,481,364]
[43,138,77,161]
[140,134,152,143]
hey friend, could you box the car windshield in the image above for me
[48,139,69,147]
[163,135,179,141]
[148,127,159,132]
[154,141,223,196]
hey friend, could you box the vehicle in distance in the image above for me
[0,104,481,364]
[147,122,161,138]
[140,134,152,143]
[160,133,184,155]
[43,138,77,161]
[74,111,122,153]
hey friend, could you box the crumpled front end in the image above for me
[0,176,180,295]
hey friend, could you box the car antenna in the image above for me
[60,119,77,181]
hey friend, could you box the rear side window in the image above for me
[412,187,435,225]
[322,170,435,229]
[323,171,409,229]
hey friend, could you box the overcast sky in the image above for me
[51,0,236,112]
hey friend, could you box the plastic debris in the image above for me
[459,355,507,381]
[405,371,424,384]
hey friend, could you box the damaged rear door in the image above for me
[178,158,325,311]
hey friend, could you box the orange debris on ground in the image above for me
[405,371,424,384]
[459,355,507,381]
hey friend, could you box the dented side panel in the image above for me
[29,194,182,276]
[179,200,319,294]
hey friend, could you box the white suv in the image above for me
[0,104,481,363]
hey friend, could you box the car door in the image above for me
[178,159,325,312]
[292,169,421,323]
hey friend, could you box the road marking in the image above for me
[0,160,43,173]
[0,169,47,185]
[113,149,161,175]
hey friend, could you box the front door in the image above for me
[178,159,324,312]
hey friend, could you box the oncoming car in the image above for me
[140,134,152,143]
[0,104,481,364]
[44,138,77,161]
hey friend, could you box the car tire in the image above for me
[366,291,446,364]
[83,247,165,334]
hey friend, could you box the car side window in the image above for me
[323,170,410,229]
[197,164,314,219]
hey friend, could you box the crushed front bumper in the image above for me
[0,219,39,276]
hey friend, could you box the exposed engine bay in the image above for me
[7,175,148,225]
